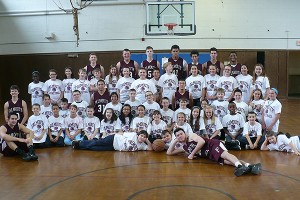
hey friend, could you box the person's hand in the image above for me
[250,144,254,149]
[188,154,194,160]
[253,143,258,149]
[294,151,300,156]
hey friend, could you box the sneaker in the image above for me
[249,163,262,175]
[233,140,240,146]
[29,153,38,161]
[72,140,80,149]
[22,153,32,161]
[234,165,249,177]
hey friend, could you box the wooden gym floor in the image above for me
[1,99,300,200]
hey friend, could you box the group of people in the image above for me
[1,45,300,177]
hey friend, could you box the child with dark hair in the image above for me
[28,71,44,106]
[147,110,167,143]
[115,104,134,133]
[100,108,118,138]
[261,131,300,156]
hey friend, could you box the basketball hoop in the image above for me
[164,23,177,35]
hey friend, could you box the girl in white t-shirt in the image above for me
[205,64,220,104]
[63,67,76,104]
[251,64,270,100]
[173,112,193,136]
[115,104,134,133]
[249,88,264,123]
[105,65,120,94]
[103,92,122,117]
[101,108,118,138]
[235,65,253,103]
[189,106,205,136]
[203,106,223,139]
[132,105,150,133]
[261,132,300,156]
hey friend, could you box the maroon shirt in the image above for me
[206,61,222,76]
[174,90,191,110]
[4,123,23,138]
[142,59,159,79]
[93,90,110,120]
[183,138,225,163]
[188,63,205,76]
[230,63,242,77]
[168,57,186,80]
[8,99,24,124]
[86,64,101,80]
[119,60,137,79]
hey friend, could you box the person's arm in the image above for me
[227,91,235,102]
[234,128,243,140]
[172,93,176,110]
[146,138,153,151]
[116,62,121,75]
[189,93,193,108]
[289,141,300,156]
[48,128,54,142]
[166,138,185,155]
[91,128,99,139]
[245,134,254,149]
[4,102,9,123]
[20,100,28,125]
[73,129,82,138]
[187,134,205,160]
[134,61,139,77]
[223,127,234,140]
[201,87,206,101]
[65,128,72,139]
[0,126,29,143]
[90,93,95,107]
[266,113,280,131]
[210,130,220,140]
[253,135,261,149]
[36,129,47,141]
[100,65,105,79]
[260,137,269,151]
[220,62,225,76]
[264,88,270,101]
[261,107,266,130]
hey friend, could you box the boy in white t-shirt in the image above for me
[240,112,264,150]
[72,68,91,103]
[160,97,174,132]
[42,69,64,104]
[27,104,49,148]
[143,91,160,117]
[159,62,178,104]
[173,98,191,123]
[71,90,89,119]
[124,89,141,117]
[83,106,101,140]
[116,66,135,104]
[72,130,152,151]
[28,71,44,106]
[59,98,70,118]
[233,89,249,121]
[46,103,65,147]
[64,104,83,146]
[40,94,53,119]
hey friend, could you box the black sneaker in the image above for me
[72,140,80,149]
[248,163,262,175]
[234,165,249,177]
[233,140,240,146]
[29,153,38,161]
[22,153,32,161]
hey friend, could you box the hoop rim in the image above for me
[164,23,177,30]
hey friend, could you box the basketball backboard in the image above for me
[146,1,196,36]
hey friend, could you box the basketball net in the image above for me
[164,23,177,35]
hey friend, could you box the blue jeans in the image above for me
[64,134,83,146]
[225,134,243,142]
[79,135,115,151]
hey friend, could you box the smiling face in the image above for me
[223,66,231,77]
[269,89,277,100]
[137,106,145,117]
[177,113,186,124]
[137,134,147,143]
[175,130,187,142]
[205,108,213,119]
[65,68,72,78]
[146,48,153,57]
[228,103,236,115]
[241,65,248,75]
[253,90,262,100]
[255,65,263,76]
[209,65,217,75]
[123,50,131,61]
[247,113,256,123]
[8,114,18,126]
[122,106,131,116]
[32,73,40,83]
[210,51,217,60]
[191,66,198,76]
[86,108,94,117]
[105,109,113,120]
[32,105,40,115]
[234,91,242,102]
[192,108,200,118]
[267,135,277,144]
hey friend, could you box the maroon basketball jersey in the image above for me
[168,57,186,80]
[188,63,205,76]
[183,138,210,158]
[86,64,101,81]
[119,60,137,79]
[142,59,159,79]
[230,63,242,77]
[8,99,24,124]
[4,123,23,138]
[93,90,110,120]
[206,61,222,76]
[175,90,190,110]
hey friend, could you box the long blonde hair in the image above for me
[203,106,216,125]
